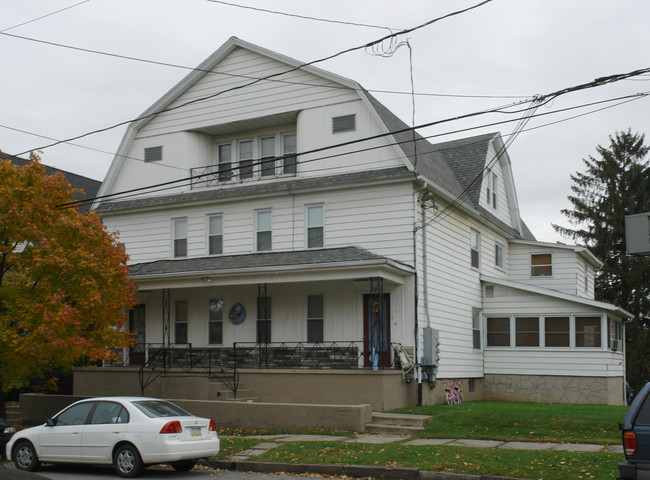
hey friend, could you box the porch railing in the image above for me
[137,344,239,398]
[233,341,397,370]
[108,341,410,398]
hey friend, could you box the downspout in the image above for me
[421,191,435,331]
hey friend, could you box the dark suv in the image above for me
[619,382,650,479]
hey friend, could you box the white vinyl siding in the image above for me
[102,182,414,264]
[136,47,359,139]
[509,243,597,296]
[482,283,625,377]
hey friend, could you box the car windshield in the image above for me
[132,400,192,418]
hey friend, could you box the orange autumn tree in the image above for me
[0,152,137,396]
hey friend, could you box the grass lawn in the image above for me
[213,437,261,460]
[254,441,620,480]
[393,401,628,444]
[214,401,629,479]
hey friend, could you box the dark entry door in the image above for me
[363,294,391,367]
[129,304,146,365]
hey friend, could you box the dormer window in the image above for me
[208,131,297,185]
[260,137,276,177]
[238,140,254,179]
[217,144,232,182]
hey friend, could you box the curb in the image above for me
[199,460,528,480]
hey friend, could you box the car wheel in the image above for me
[114,444,144,478]
[170,459,196,472]
[13,440,41,472]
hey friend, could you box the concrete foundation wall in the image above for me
[19,393,372,432]
[73,368,416,411]
[484,374,625,405]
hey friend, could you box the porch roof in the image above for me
[129,246,414,287]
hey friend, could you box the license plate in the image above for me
[188,427,202,437]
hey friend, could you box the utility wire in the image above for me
[0,0,90,32]
[0,29,527,101]
[58,89,650,209]
[11,0,495,157]
[205,0,400,31]
[0,123,186,172]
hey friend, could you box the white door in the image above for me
[39,402,94,461]
[82,401,129,462]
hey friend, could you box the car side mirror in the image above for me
[46,418,56,427]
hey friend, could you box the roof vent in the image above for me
[332,114,356,134]
[144,146,163,162]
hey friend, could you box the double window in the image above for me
[216,132,297,182]
[485,315,604,348]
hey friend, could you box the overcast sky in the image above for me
[2,0,649,243]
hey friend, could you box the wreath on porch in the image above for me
[228,302,246,324]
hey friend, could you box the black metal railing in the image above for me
[138,344,239,398]
[117,341,410,398]
[232,341,396,370]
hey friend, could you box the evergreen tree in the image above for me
[555,129,650,392]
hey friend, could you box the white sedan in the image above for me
[6,397,220,478]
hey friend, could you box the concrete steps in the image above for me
[364,412,430,435]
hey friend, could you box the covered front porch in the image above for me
[95,247,419,406]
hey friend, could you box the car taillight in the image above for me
[160,421,182,434]
[624,431,637,456]
[209,419,217,432]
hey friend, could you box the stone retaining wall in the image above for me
[484,374,624,405]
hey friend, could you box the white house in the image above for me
[87,37,630,407]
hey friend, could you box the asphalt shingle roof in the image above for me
[129,246,410,277]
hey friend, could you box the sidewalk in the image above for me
[200,433,623,480]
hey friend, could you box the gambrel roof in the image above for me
[98,37,533,240]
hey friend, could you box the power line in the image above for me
[0,0,91,33]
[10,0,496,157]
[205,0,401,31]
[0,123,186,172]
[58,89,650,209]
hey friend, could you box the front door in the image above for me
[363,294,391,367]
[129,304,146,365]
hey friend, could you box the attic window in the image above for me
[332,114,356,133]
[144,146,163,162]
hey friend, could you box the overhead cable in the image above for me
[10,0,495,156]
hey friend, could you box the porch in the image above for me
[102,340,416,403]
